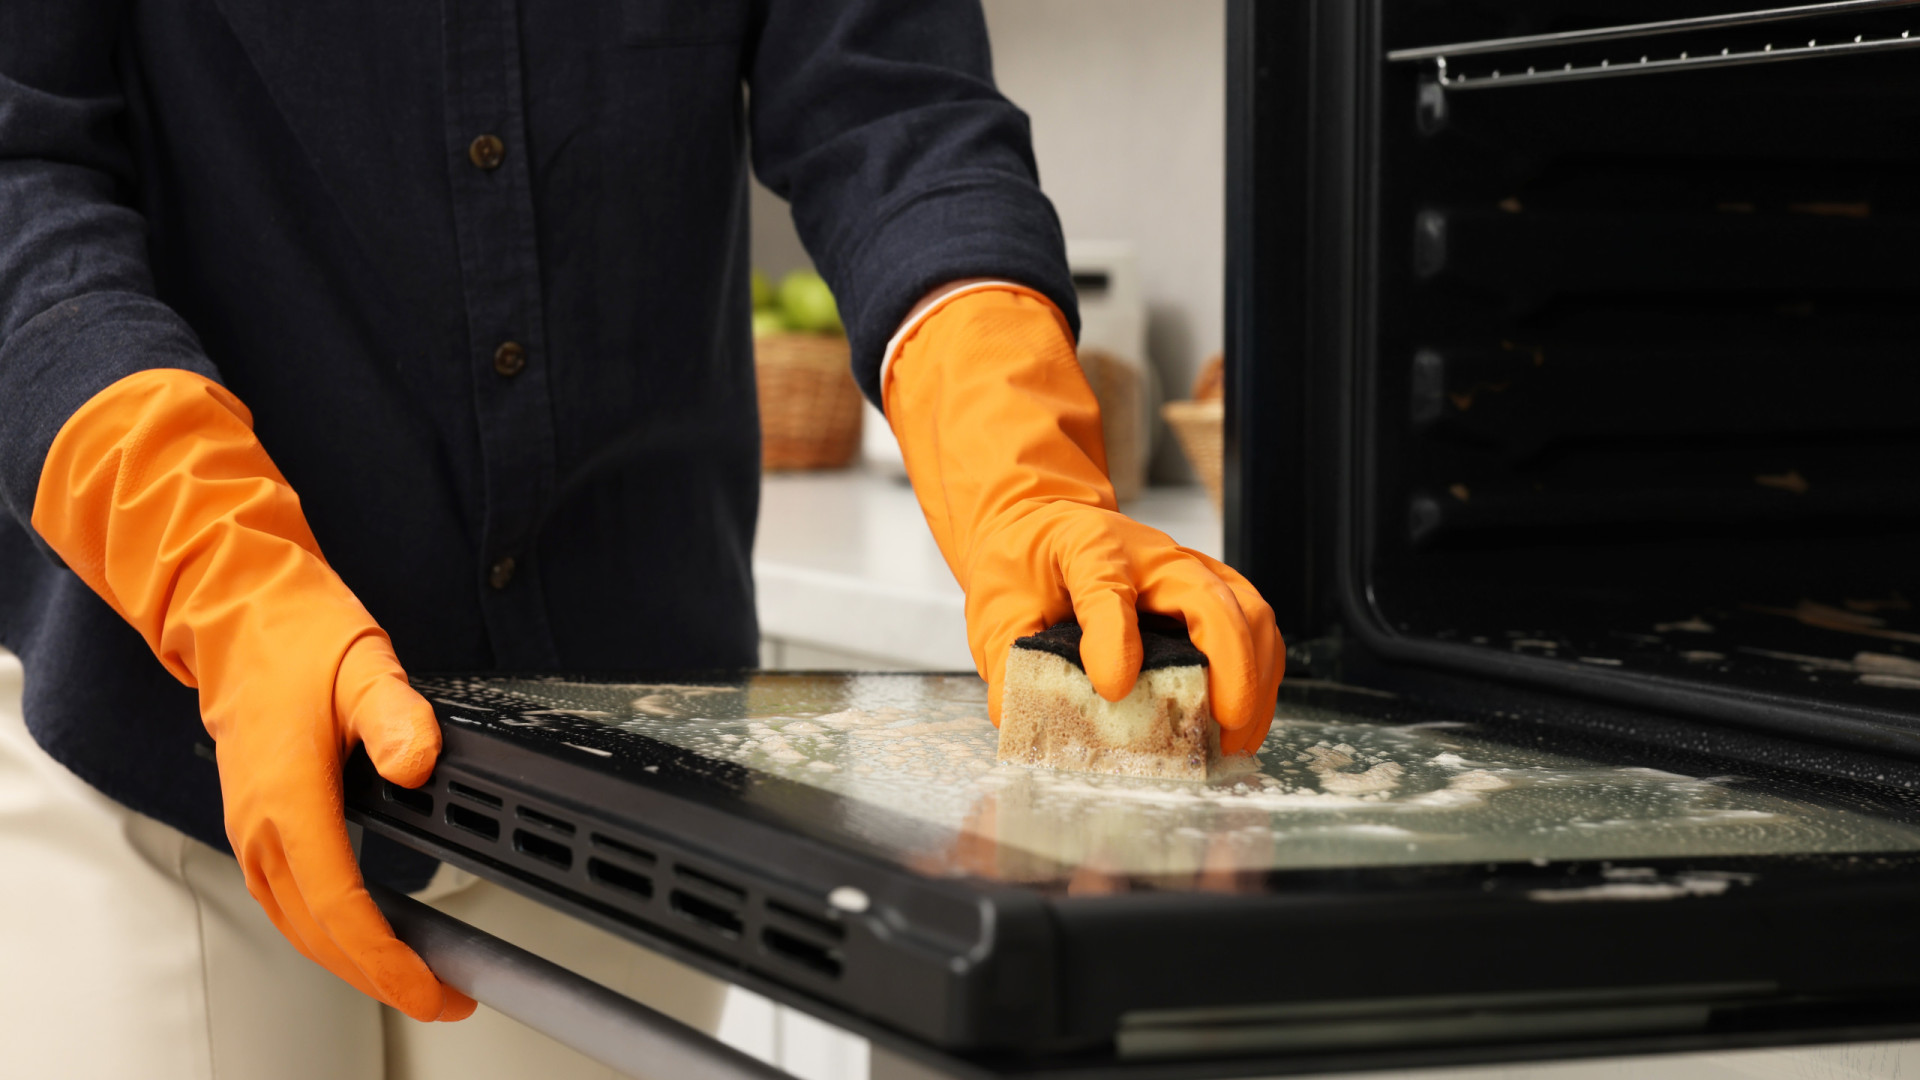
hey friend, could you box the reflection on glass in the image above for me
[431,674,1920,887]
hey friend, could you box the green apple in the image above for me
[778,270,842,334]
[751,269,775,311]
[752,308,790,338]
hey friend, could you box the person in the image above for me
[0,1,1284,1076]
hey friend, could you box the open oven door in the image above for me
[348,662,1920,1080]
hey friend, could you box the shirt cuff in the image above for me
[0,291,219,528]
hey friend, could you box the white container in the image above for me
[1067,239,1154,502]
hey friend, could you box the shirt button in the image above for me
[493,341,527,377]
[488,557,517,590]
[468,134,506,171]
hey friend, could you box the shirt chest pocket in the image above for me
[622,0,750,45]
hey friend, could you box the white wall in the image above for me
[750,0,1227,482]
[982,0,1225,481]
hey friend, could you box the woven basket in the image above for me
[1078,348,1143,504]
[1162,398,1225,511]
[755,332,863,470]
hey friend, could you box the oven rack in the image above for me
[1389,0,1920,90]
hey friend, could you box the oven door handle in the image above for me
[1388,0,1920,90]
[369,881,792,1080]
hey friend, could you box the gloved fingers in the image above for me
[355,676,441,789]
[966,562,1070,727]
[238,823,392,1006]
[1033,508,1147,701]
[1219,712,1275,756]
[1183,551,1286,745]
[1136,555,1266,733]
[1059,561,1142,703]
[986,652,1007,728]
[260,851,479,1022]
[434,986,480,1022]
[1071,587,1142,702]
[981,618,1045,727]
[1184,551,1285,689]
[336,634,441,789]
[240,797,462,1021]
[281,815,456,1022]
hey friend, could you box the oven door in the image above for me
[348,671,1920,1079]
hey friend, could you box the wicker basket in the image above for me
[755,332,863,470]
[1078,347,1144,504]
[1162,399,1225,511]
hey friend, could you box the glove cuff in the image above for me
[879,281,1073,414]
[31,368,378,741]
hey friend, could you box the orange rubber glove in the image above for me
[885,286,1284,754]
[31,369,474,1023]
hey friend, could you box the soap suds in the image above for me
[1448,770,1511,792]
[1318,761,1406,795]
[419,674,1920,881]
[1528,871,1753,903]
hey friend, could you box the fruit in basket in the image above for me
[777,270,842,334]
[752,308,790,338]
[751,269,775,311]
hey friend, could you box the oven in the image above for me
[1229,0,1920,755]
[343,4,1920,1077]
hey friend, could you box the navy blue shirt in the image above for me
[0,0,1075,888]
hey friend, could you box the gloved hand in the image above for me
[885,286,1284,754]
[32,369,474,1022]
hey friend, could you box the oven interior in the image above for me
[1358,0,1920,727]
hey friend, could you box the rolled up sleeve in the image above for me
[746,0,1079,405]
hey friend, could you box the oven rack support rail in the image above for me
[1387,0,1920,90]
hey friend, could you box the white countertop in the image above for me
[752,467,1220,669]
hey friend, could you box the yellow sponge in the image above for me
[997,619,1218,780]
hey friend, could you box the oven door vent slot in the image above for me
[670,890,744,939]
[767,899,846,941]
[674,865,747,903]
[513,829,574,871]
[516,804,576,836]
[592,833,657,866]
[588,858,655,901]
[446,781,502,809]
[444,803,500,842]
[382,781,433,817]
[762,927,844,979]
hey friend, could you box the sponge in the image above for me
[997,618,1218,780]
